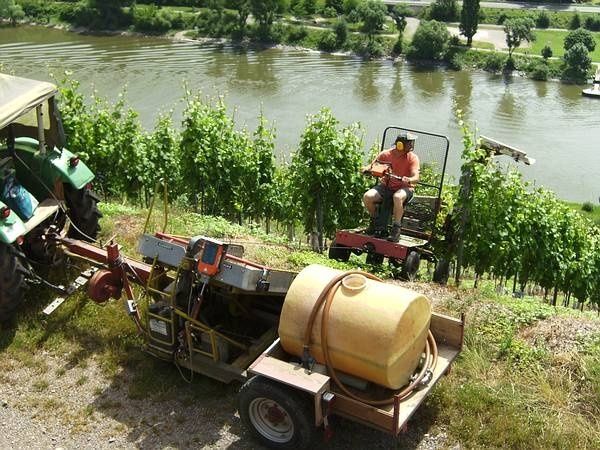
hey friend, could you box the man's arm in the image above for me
[402,155,420,185]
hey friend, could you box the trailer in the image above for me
[47,230,463,448]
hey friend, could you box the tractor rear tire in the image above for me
[238,376,316,449]
[433,258,450,285]
[64,184,102,242]
[0,244,27,322]
[328,240,351,262]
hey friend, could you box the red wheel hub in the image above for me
[87,269,123,303]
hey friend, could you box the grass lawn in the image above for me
[516,29,600,62]
[564,200,600,225]
[0,201,599,447]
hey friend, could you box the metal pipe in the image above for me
[36,105,46,153]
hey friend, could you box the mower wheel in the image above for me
[0,244,27,322]
[366,252,384,265]
[328,240,351,262]
[238,376,316,450]
[433,258,450,285]
[64,184,102,242]
[402,251,421,281]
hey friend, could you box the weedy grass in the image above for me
[1,201,599,446]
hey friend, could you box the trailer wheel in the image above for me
[366,252,384,265]
[0,244,27,322]
[328,240,351,262]
[238,376,315,449]
[402,251,420,281]
[64,184,102,242]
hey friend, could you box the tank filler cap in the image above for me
[341,274,367,292]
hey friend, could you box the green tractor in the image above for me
[0,73,101,321]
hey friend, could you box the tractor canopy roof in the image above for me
[0,73,58,130]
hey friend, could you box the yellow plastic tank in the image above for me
[278,264,431,389]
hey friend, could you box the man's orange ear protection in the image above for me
[395,141,404,151]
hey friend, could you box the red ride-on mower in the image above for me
[328,127,450,280]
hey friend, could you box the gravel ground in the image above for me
[0,349,457,450]
[0,279,463,450]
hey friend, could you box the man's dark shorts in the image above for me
[372,184,414,204]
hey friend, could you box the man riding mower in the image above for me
[362,132,420,242]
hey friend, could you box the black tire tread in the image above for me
[64,185,102,242]
[238,376,316,450]
[0,244,26,322]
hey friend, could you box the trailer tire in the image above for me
[0,244,27,322]
[328,240,351,262]
[402,251,421,281]
[64,184,102,242]
[238,376,315,450]
[366,252,384,265]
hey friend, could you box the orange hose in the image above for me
[303,270,438,406]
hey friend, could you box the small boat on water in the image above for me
[582,67,600,98]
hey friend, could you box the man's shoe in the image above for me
[387,224,402,242]
[365,217,377,235]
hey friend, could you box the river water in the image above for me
[1,26,598,202]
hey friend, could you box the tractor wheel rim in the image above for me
[248,397,294,443]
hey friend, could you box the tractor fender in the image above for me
[47,146,95,190]
[0,200,26,245]
[15,137,94,191]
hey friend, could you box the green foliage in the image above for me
[563,42,592,83]
[333,18,348,46]
[584,15,600,32]
[408,20,450,61]
[536,11,550,29]
[0,0,24,25]
[570,13,581,30]
[564,27,597,52]
[356,0,386,40]
[57,76,144,199]
[541,44,553,60]
[528,60,550,81]
[452,113,600,309]
[427,0,458,22]
[288,108,366,251]
[459,0,480,46]
[504,17,535,57]
[132,4,172,33]
[317,30,339,51]
[582,202,594,213]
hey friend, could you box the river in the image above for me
[1,26,598,202]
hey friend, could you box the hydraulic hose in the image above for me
[302,270,438,407]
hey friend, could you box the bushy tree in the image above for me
[0,0,24,25]
[409,20,451,60]
[333,18,348,46]
[541,44,553,60]
[563,42,592,83]
[429,0,458,22]
[288,108,365,251]
[570,13,581,30]
[459,0,480,46]
[230,0,250,36]
[390,4,410,54]
[249,0,284,32]
[356,0,387,41]
[504,17,535,57]
[564,27,596,52]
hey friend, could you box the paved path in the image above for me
[386,0,600,13]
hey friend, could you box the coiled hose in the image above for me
[302,270,438,406]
